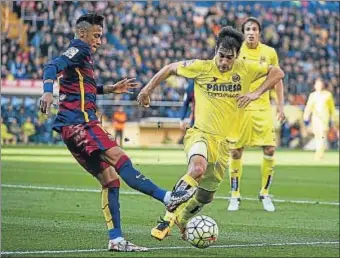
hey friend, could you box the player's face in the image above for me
[215,47,237,73]
[314,79,325,91]
[84,25,103,53]
[244,21,260,45]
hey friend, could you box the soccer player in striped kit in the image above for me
[39,13,191,252]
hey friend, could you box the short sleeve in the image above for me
[176,59,205,79]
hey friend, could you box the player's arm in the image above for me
[137,62,180,107]
[327,93,336,125]
[40,55,77,114]
[303,94,314,124]
[272,50,286,122]
[40,47,86,114]
[97,78,140,95]
[237,65,285,108]
[137,60,202,107]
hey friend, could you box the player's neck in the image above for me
[246,42,259,49]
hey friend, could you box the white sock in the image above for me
[111,237,124,244]
[163,191,171,205]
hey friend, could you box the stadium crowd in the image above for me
[1,1,339,147]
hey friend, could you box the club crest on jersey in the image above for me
[260,56,266,63]
[232,74,240,82]
[182,60,195,67]
[59,94,66,101]
[62,47,79,59]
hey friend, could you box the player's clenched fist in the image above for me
[39,92,54,114]
[137,90,151,108]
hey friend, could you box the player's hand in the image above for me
[276,105,286,123]
[136,90,151,108]
[180,120,189,130]
[108,78,140,94]
[237,92,260,108]
[39,92,54,114]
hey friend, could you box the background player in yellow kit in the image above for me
[227,17,286,212]
[303,78,336,160]
[137,26,284,241]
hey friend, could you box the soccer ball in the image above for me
[184,215,218,249]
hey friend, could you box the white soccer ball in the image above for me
[184,215,218,249]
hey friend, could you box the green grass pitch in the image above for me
[1,146,339,257]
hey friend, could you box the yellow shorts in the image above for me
[234,109,276,149]
[183,127,230,192]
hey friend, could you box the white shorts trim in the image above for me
[187,141,208,163]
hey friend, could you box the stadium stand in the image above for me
[1,1,339,147]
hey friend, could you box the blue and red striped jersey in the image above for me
[43,39,104,132]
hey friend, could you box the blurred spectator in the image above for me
[112,106,127,147]
[1,117,17,144]
[8,118,22,141]
[21,117,36,144]
[2,1,338,105]
[2,1,339,148]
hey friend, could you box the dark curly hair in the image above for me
[216,26,244,54]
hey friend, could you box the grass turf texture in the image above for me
[1,146,339,257]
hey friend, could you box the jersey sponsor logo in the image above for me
[206,83,241,98]
[207,83,241,92]
[62,47,79,59]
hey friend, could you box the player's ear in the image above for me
[78,28,85,38]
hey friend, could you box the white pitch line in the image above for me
[2,184,339,206]
[1,241,339,255]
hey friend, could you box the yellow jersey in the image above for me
[239,42,279,110]
[176,58,269,141]
[304,90,336,127]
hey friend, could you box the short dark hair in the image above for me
[76,13,104,27]
[241,17,262,33]
[216,26,244,54]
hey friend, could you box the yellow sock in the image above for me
[173,174,198,192]
[229,158,242,197]
[176,196,204,229]
[260,155,275,196]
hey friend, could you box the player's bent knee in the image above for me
[97,166,119,187]
[188,156,207,178]
[195,188,215,204]
[230,148,243,159]
[188,141,207,162]
[263,146,275,156]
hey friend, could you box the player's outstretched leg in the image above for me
[101,147,174,205]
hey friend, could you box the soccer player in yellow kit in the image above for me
[137,26,284,241]
[303,78,336,160]
[227,17,286,212]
